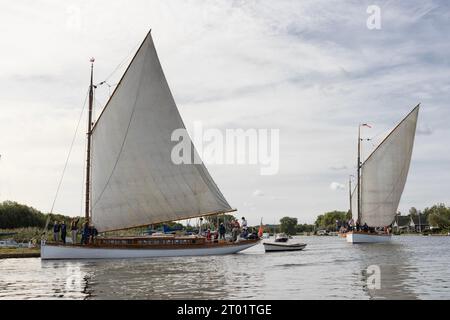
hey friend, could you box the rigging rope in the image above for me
[93,43,138,117]
[102,42,140,83]
[80,130,87,217]
[43,42,139,237]
[42,88,89,238]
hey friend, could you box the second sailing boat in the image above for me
[347,105,420,243]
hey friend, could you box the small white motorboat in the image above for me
[263,233,307,252]
[263,242,307,252]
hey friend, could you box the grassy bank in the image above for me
[0,247,40,259]
[1,228,47,259]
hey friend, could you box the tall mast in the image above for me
[357,125,361,224]
[85,58,95,221]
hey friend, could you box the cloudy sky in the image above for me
[0,0,449,225]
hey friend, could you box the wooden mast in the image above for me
[85,58,95,221]
[357,125,361,224]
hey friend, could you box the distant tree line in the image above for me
[0,201,75,229]
[239,204,450,236]
[3,199,449,234]
[277,217,315,235]
[314,210,351,231]
[414,204,450,231]
[312,204,450,233]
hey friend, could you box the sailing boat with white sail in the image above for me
[347,105,420,243]
[41,30,259,259]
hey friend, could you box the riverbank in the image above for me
[0,247,40,259]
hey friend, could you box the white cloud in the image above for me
[269,195,288,201]
[416,124,433,136]
[330,165,348,171]
[252,190,265,197]
[330,182,345,191]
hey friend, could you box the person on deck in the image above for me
[348,218,354,231]
[362,223,369,232]
[60,221,67,244]
[248,228,258,239]
[199,217,204,235]
[241,217,248,231]
[241,227,248,239]
[81,221,90,245]
[53,221,60,243]
[219,223,226,240]
[232,219,240,242]
[90,226,98,243]
[70,218,79,245]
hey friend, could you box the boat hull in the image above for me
[263,242,306,252]
[41,241,259,260]
[346,232,391,243]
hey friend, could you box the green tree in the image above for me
[204,214,236,230]
[0,200,76,230]
[425,204,450,231]
[296,223,314,233]
[204,214,236,226]
[314,210,347,231]
[346,210,352,220]
[279,216,298,235]
[409,207,419,217]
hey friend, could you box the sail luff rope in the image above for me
[49,88,89,213]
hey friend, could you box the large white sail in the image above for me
[91,31,233,232]
[360,106,419,227]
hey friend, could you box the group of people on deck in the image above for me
[338,218,391,234]
[202,217,258,242]
[52,218,97,245]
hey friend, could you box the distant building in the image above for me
[393,214,429,233]
[409,214,429,232]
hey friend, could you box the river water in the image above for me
[1,235,449,300]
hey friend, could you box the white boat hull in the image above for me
[346,232,391,243]
[41,241,258,260]
[263,242,306,252]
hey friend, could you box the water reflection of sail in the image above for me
[39,260,92,299]
[356,243,418,300]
